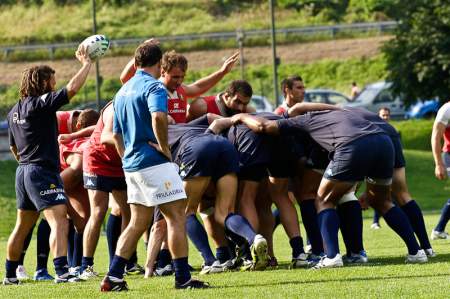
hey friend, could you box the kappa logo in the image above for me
[164,181,172,191]
[174,102,179,109]
[326,168,333,176]
[55,194,66,201]
[85,179,95,187]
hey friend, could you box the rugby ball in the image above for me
[81,34,110,60]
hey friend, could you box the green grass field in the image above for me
[0,150,449,297]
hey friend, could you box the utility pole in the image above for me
[236,29,245,79]
[269,0,280,106]
[92,0,101,111]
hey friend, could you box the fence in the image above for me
[1,21,397,59]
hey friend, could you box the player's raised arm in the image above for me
[183,52,239,97]
[120,38,159,84]
[288,102,339,117]
[66,44,92,99]
[231,113,280,135]
[431,119,447,180]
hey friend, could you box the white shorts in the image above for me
[125,162,186,207]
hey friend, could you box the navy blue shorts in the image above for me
[83,173,127,192]
[16,164,67,211]
[239,164,268,181]
[267,136,296,178]
[324,134,394,183]
[391,135,406,168]
[177,134,239,181]
[306,144,330,171]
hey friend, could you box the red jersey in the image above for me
[274,102,291,116]
[167,86,188,123]
[56,110,81,135]
[204,95,222,115]
[59,137,89,171]
[83,102,124,177]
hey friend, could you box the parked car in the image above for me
[304,89,351,105]
[343,81,406,119]
[405,99,441,119]
[250,95,273,112]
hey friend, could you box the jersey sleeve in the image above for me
[112,105,122,135]
[35,88,69,112]
[435,103,450,126]
[8,128,15,147]
[187,115,209,126]
[276,115,308,135]
[147,83,168,114]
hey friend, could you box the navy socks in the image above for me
[72,231,83,268]
[435,199,450,232]
[157,249,172,268]
[383,206,420,255]
[53,256,69,276]
[173,257,191,285]
[108,255,127,280]
[299,199,324,255]
[224,213,256,245]
[289,236,304,258]
[401,200,431,249]
[5,260,19,278]
[186,214,216,266]
[337,201,364,254]
[318,208,340,259]
[106,214,122,267]
[36,219,51,271]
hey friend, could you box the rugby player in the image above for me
[232,107,427,268]
[4,45,92,285]
[430,102,450,240]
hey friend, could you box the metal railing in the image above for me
[1,21,396,59]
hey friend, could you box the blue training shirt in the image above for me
[113,70,169,172]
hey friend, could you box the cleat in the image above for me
[290,253,309,269]
[312,254,344,269]
[125,263,144,275]
[239,259,253,271]
[2,277,20,285]
[306,253,324,267]
[343,250,368,264]
[16,265,29,281]
[304,244,312,255]
[370,223,381,230]
[405,249,428,263]
[250,234,268,271]
[33,269,54,281]
[79,265,98,280]
[208,260,233,274]
[430,230,449,240]
[69,266,81,276]
[54,273,82,283]
[424,248,436,257]
[100,276,128,292]
[175,278,210,289]
[267,256,278,269]
[153,264,173,277]
[199,262,214,275]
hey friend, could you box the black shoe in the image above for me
[175,278,210,289]
[100,276,128,292]
[3,277,20,285]
[125,263,144,275]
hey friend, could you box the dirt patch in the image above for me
[0,36,390,86]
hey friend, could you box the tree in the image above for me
[383,0,450,105]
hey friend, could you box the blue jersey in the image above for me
[8,88,69,170]
[113,70,169,172]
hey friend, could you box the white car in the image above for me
[250,95,274,112]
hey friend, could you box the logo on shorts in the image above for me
[164,181,172,191]
[326,168,333,176]
[55,194,66,201]
[40,183,64,196]
[85,179,95,187]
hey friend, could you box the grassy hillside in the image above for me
[0,1,392,47]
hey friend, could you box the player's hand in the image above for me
[220,51,239,74]
[230,113,243,125]
[358,192,370,210]
[167,115,176,125]
[58,134,73,144]
[435,164,447,180]
[148,141,172,161]
[76,44,92,65]
[144,38,160,45]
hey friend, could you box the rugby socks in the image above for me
[289,236,304,258]
[216,246,232,263]
[72,232,83,268]
[272,209,281,231]
[401,200,432,249]
[383,206,420,255]
[5,260,19,278]
[157,249,172,268]
[106,214,122,267]
[186,214,216,266]
[435,199,450,232]
[318,208,340,259]
[67,221,75,268]
[338,201,364,254]
[53,256,69,276]
[20,225,34,265]
[81,257,94,272]
[108,255,127,280]
[126,251,138,269]
[373,210,381,224]
[173,257,191,285]
[224,213,257,245]
[36,219,51,271]
[299,199,324,255]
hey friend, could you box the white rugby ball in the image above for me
[81,34,110,60]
